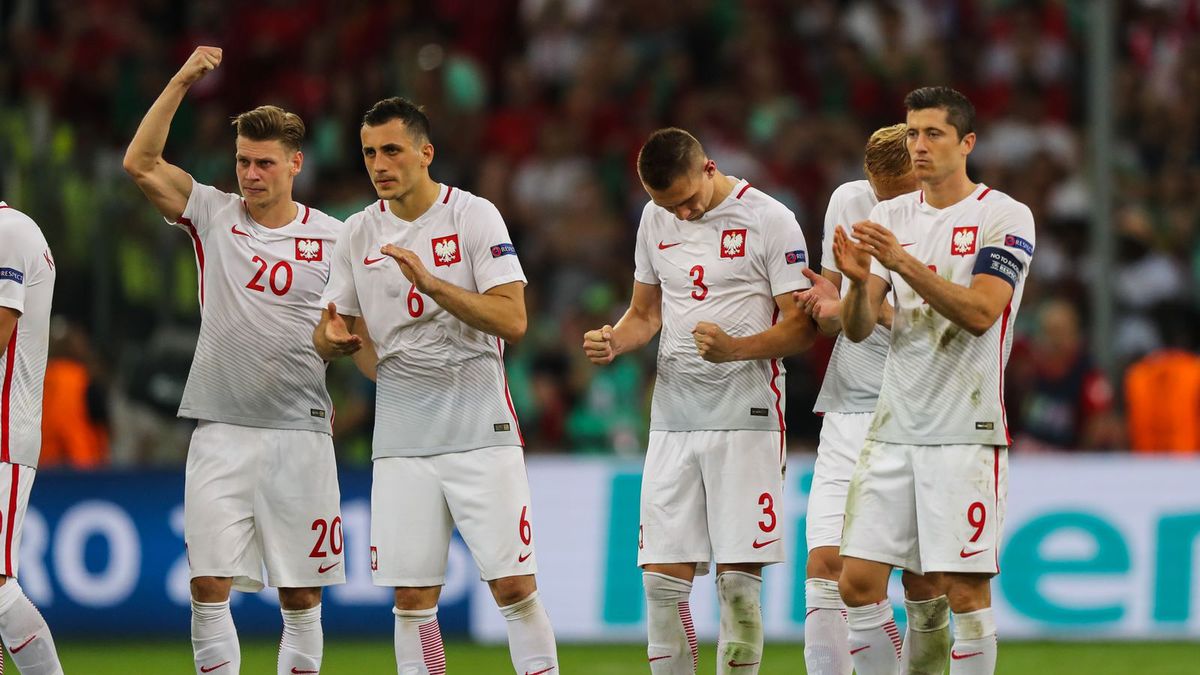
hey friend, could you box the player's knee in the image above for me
[901,570,944,601]
[278,586,322,610]
[190,576,233,603]
[394,586,441,611]
[943,574,990,613]
[838,569,883,607]
[489,574,536,607]
[805,547,843,580]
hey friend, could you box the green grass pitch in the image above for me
[10,639,1198,673]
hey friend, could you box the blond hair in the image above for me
[231,105,305,152]
[863,123,911,179]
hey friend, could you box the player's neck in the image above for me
[920,172,976,209]
[387,178,441,222]
[245,198,298,229]
[704,172,736,212]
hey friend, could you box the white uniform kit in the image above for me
[807,180,891,551]
[0,202,55,578]
[841,184,1035,574]
[633,179,810,572]
[175,182,345,591]
[322,185,532,586]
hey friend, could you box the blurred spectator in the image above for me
[1124,303,1200,453]
[40,318,110,469]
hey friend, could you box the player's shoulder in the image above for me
[830,179,875,204]
[0,202,47,245]
[442,186,508,233]
[733,181,798,228]
[978,187,1034,220]
[297,203,343,232]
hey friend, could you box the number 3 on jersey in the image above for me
[689,264,708,300]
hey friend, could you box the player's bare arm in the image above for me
[313,302,363,361]
[794,268,843,336]
[835,224,889,342]
[0,306,18,350]
[380,244,527,344]
[853,221,1014,336]
[582,281,662,365]
[694,290,816,363]
[123,46,222,221]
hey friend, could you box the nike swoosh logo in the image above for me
[10,635,37,653]
[752,537,780,549]
[728,659,761,668]
[292,669,320,674]
[200,662,231,673]
[231,225,251,237]
[317,561,341,573]
[525,668,556,675]
[518,550,533,563]
[657,241,681,250]
[849,646,870,655]
[959,549,986,559]
[364,255,386,265]
[648,655,672,662]
[951,650,983,660]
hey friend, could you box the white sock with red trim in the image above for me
[0,580,61,675]
[191,598,240,675]
[803,578,852,675]
[393,606,445,675]
[278,604,322,675]
[716,571,764,674]
[901,595,950,675]
[845,600,902,675]
[644,572,697,674]
[948,608,997,675]
[498,590,558,674]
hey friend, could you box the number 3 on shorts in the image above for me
[758,492,776,533]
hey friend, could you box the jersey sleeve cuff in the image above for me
[477,273,528,295]
[0,296,23,314]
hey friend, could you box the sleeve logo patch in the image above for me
[491,242,517,258]
[0,267,24,284]
[1003,234,1034,256]
[784,250,806,264]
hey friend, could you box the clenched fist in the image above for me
[173,46,222,87]
[582,325,616,365]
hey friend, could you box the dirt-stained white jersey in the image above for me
[322,185,527,458]
[0,202,55,468]
[634,179,811,433]
[173,181,340,433]
[814,180,891,414]
[866,184,1035,446]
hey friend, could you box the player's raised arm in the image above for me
[836,224,889,342]
[123,46,222,221]
[582,281,662,365]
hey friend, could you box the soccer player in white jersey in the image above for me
[582,128,817,674]
[0,202,63,675]
[124,46,350,675]
[313,97,558,675]
[833,87,1035,675]
[796,124,951,675]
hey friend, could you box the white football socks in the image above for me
[278,604,323,675]
[949,608,997,675]
[191,598,240,675]
[901,595,950,675]
[0,580,62,675]
[393,606,445,675]
[498,590,558,674]
[643,572,698,674]
[803,578,852,675]
[846,600,902,675]
[716,571,763,674]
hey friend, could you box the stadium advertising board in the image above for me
[21,456,1200,640]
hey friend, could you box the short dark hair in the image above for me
[362,97,432,144]
[636,128,705,191]
[231,105,305,151]
[904,86,975,140]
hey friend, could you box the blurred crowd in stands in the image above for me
[1,0,1198,466]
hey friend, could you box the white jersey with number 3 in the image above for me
[0,202,55,468]
[174,181,341,433]
[867,184,1035,446]
[633,179,812,433]
[322,185,527,457]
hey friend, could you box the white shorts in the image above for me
[184,421,345,592]
[638,430,786,575]
[0,462,35,578]
[840,441,1008,575]
[807,412,872,551]
[371,445,537,587]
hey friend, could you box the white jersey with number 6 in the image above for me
[633,179,811,433]
[322,185,527,457]
[866,184,1035,447]
[0,202,55,468]
[173,181,341,433]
